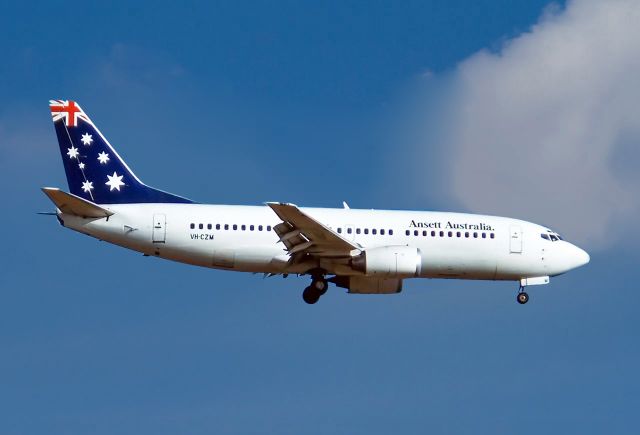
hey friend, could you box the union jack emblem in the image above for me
[50,100,90,127]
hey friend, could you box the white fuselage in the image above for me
[58,203,590,282]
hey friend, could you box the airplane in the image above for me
[42,100,590,305]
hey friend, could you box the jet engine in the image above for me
[351,246,421,277]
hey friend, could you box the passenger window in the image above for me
[233,224,238,230]
[199,223,203,230]
[347,228,352,234]
[389,229,393,235]
[482,233,486,239]
[337,228,342,234]
[380,229,385,235]
[190,223,195,229]
[490,233,495,239]
[216,224,221,230]
[267,226,272,231]
[356,228,361,234]
[259,225,263,231]
[423,230,427,237]
[250,225,254,231]
[207,224,212,230]
[448,231,453,237]
[224,224,229,230]
[414,230,419,236]
[465,232,469,238]
[406,230,410,236]
[440,231,444,237]
[456,232,461,238]
[364,228,369,235]
[372,229,377,235]
[473,232,478,238]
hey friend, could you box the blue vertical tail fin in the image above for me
[49,100,193,204]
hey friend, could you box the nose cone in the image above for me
[571,245,590,269]
[563,243,591,271]
[545,242,590,276]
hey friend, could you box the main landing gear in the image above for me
[517,286,529,305]
[302,276,328,305]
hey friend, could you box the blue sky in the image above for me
[2,1,639,434]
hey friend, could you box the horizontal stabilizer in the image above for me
[41,187,114,218]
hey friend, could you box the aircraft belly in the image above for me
[212,246,288,273]
[495,253,546,280]
[418,248,497,280]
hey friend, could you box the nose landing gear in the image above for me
[302,276,328,305]
[517,286,529,305]
[516,277,549,304]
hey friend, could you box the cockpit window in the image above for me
[541,231,563,242]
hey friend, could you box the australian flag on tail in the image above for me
[50,100,193,204]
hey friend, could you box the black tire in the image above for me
[312,279,328,295]
[517,292,529,305]
[302,286,321,304]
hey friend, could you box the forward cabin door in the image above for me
[509,225,523,253]
[152,213,166,243]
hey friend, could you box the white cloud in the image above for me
[412,0,640,249]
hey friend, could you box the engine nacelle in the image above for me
[351,246,421,277]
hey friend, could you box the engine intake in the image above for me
[351,246,421,277]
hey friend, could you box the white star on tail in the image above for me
[79,162,85,170]
[81,133,93,145]
[67,146,79,159]
[105,172,125,191]
[81,180,94,193]
[97,151,110,164]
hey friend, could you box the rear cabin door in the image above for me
[152,213,166,243]
[509,225,523,253]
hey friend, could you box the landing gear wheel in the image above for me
[312,278,328,295]
[517,292,529,305]
[302,286,321,305]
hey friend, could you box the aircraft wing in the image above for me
[266,202,359,258]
